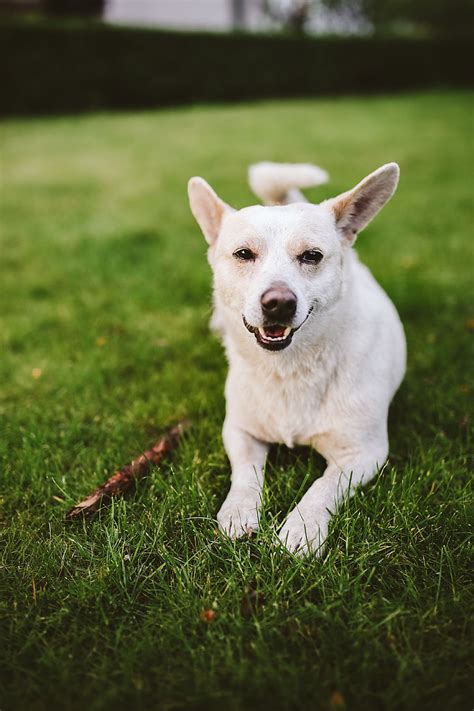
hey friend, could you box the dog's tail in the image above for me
[248,161,329,206]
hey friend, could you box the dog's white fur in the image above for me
[188,161,406,556]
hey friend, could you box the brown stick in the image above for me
[66,420,190,520]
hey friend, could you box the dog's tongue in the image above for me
[265,325,286,338]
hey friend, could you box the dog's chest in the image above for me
[227,353,336,448]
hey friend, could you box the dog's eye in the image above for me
[298,249,323,265]
[233,248,255,261]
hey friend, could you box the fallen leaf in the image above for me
[329,690,346,709]
[200,608,216,623]
[32,368,42,379]
[466,318,474,331]
[96,336,107,346]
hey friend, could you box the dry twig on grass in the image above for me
[66,421,189,520]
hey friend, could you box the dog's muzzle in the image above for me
[242,307,313,352]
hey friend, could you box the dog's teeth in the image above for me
[257,327,293,341]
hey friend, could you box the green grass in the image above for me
[1,91,473,711]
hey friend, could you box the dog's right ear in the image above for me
[330,163,399,245]
[188,177,233,245]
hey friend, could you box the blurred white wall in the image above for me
[104,0,267,32]
[104,0,366,34]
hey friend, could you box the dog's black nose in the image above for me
[261,284,297,321]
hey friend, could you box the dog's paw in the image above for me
[278,506,330,558]
[217,490,261,539]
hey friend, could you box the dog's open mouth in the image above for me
[243,316,295,351]
[256,324,294,350]
[243,307,313,351]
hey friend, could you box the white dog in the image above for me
[188,161,406,556]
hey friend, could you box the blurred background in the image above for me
[0,0,472,115]
[3,0,474,34]
[1,3,473,711]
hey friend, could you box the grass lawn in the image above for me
[1,90,473,711]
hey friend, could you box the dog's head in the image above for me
[188,163,399,352]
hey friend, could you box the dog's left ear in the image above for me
[330,163,400,244]
[188,177,234,245]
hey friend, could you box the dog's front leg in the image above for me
[278,440,388,557]
[217,418,269,538]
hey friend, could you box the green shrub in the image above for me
[43,0,104,15]
[0,19,472,115]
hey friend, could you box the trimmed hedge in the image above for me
[1,19,472,116]
[43,1,104,15]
